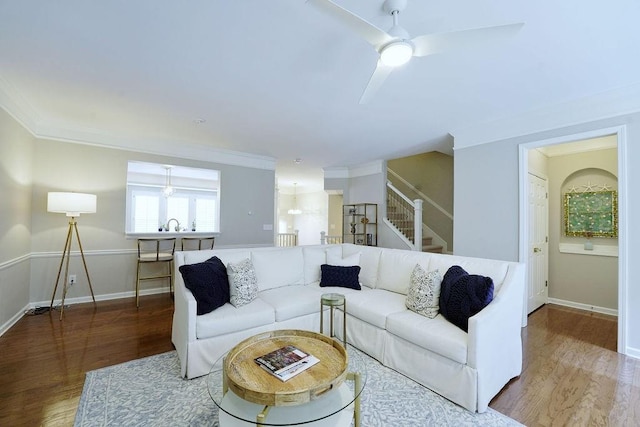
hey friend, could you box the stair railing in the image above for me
[386,181,422,251]
[277,230,298,247]
[320,231,343,245]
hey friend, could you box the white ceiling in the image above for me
[1,1,639,192]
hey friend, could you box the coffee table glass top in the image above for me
[207,330,366,426]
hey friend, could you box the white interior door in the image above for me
[528,173,549,313]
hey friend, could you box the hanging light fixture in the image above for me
[287,183,302,215]
[162,165,174,197]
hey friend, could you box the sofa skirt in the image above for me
[383,332,478,412]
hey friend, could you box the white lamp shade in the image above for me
[48,192,97,217]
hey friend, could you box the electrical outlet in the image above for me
[69,274,77,285]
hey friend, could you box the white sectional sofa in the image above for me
[171,243,525,413]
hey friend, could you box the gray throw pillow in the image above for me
[405,264,442,318]
[227,258,258,307]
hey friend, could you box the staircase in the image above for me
[387,198,443,254]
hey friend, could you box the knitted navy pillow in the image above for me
[179,256,230,315]
[439,265,494,332]
[319,264,361,290]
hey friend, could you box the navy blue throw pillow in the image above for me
[439,265,494,332]
[320,264,361,290]
[179,256,230,315]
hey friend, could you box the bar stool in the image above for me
[181,236,215,251]
[136,238,176,307]
[320,293,347,348]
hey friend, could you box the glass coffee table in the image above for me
[207,329,366,426]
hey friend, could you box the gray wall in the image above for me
[454,112,640,355]
[0,108,35,329]
[1,108,276,327]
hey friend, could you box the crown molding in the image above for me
[537,135,617,157]
[0,75,41,135]
[0,77,276,171]
[349,160,384,178]
[323,160,384,180]
[323,167,349,179]
[452,82,640,149]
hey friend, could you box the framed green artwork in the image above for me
[564,191,618,237]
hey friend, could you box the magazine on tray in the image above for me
[255,345,320,381]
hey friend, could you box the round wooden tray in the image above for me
[224,330,348,407]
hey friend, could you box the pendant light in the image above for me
[162,165,175,197]
[287,183,302,215]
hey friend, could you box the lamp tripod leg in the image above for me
[73,222,96,304]
[50,222,74,311]
[60,223,74,320]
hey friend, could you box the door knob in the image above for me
[533,247,541,253]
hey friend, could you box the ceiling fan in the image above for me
[307,0,523,103]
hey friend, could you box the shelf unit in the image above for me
[343,203,378,246]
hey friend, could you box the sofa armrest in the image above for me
[171,252,199,377]
[467,262,525,412]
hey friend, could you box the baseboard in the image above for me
[33,286,171,308]
[625,346,640,360]
[547,297,618,317]
[0,303,31,337]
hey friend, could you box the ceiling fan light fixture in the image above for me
[380,41,413,67]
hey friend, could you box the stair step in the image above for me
[422,236,433,245]
[422,244,443,253]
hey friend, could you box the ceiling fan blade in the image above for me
[359,61,394,104]
[307,0,394,49]
[412,23,524,57]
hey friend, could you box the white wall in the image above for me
[0,109,277,328]
[0,107,34,331]
[454,112,640,357]
[295,191,328,246]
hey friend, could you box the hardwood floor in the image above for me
[0,299,638,426]
[0,295,174,426]
[491,304,639,426]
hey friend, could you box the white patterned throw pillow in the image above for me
[405,264,442,318]
[227,258,258,308]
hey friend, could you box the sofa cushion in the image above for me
[320,264,361,290]
[386,310,469,364]
[377,249,431,295]
[258,285,322,322]
[345,289,407,329]
[178,256,230,315]
[405,265,442,319]
[194,249,251,267]
[251,247,304,291]
[327,251,360,266]
[440,265,494,332]
[342,244,382,289]
[227,258,259,307]
[302,246,329,284]
[195,298,275,339]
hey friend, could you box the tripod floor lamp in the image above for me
[48,192,97,320]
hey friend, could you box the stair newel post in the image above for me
[413,199,423,251]
[320,231,326,245]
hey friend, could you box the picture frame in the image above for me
[564,190,618,238]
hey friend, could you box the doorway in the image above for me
[519,126,628,354]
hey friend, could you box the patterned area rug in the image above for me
[74,348,522,426]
